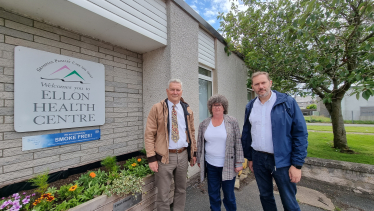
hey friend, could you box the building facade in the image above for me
[0,0,247,187]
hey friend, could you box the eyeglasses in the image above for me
[213,104,222,107]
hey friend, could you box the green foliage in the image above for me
[52,200,72,211]
[104,172,144,197]
[101,156,119,172]
[3,156,154,211]
[78,183,106,201]
[344,120,374,124]
[28,170,49,194]
[219,0,374,149]
[304,115,331,123]
[306,104,317,109]
[46,186,58,195]
[77,169,108,187]
[140,148,147,155]
[122,165,153,178]
[56,184,83,201]
[123,157,153,178]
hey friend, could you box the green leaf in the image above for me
[306,0,316,13]
[365,43,371,51]
[356,92,360,100]
[299,16,307,25]
[362,90,371,100]
[332,0,338,6]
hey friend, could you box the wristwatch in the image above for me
[293,165,302,169]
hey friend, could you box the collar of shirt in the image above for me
[255,90,275,106]
[167,100,181,109]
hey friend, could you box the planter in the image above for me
[69,175,174,211]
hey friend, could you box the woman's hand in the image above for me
[235,166,243,173]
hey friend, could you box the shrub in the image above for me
[28,170,49,194]
[306,104,317,109]
[104,172,144,197]
[101,156,119,172]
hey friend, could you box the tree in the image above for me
[219,0,374,151]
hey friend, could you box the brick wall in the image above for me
[0,8,144,187]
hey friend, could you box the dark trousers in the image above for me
[206,162,237,211]
[252,149,300,211]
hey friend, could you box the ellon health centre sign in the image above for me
[14,46,105,132]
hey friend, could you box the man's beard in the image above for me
[256,89,270,98]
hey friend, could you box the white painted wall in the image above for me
[198,28,215,69]
[69,0,167,45]
[341,92,374,121]
[215,41,248,128]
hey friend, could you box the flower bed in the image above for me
[69,174,175,211]
[0,155,158,211]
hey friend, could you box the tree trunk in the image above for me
[324,98,349,150]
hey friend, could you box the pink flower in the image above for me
[22,198,30,205]
[31,193,36,196]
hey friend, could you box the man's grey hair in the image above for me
[207,94,229,115]
[168,79,183,89]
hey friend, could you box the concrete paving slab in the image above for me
[186,180,325,211]
[295,186,334,210]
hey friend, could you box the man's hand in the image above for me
[197,163,200,168]
[190,157,197,167]
[289,165,302,183]
[235,166,243,173]
[149,161,158,172]
[248,161,254,173]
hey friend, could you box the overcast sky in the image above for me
[184,0,247,31]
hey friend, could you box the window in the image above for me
[247,88,253,101]
[198,66,212,122]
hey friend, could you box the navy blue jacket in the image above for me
[241,91,308,168]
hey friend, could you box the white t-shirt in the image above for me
[204,120,227,167]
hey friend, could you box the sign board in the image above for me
[360,107,374,116]
[113,193,142,211]
[14,46,105,132]
[22,129,100,151]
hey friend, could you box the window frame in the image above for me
[198,65,213,122]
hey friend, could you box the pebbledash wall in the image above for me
[0,9,144,187]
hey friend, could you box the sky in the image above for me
[184,0,247,31]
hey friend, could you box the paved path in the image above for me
[185,180,326,211]
[307,123,374,127]
[185,174,374,211]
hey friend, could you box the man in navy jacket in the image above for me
[242,72,308,211]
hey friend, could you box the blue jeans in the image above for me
[206,162,237,211]
[252,150,300,211]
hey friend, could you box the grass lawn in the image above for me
[307,125,374,133]
[307,132,374,165]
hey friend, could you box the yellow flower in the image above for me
[89,172,96,178]
[131,163,137,167]
[69,184,78,191]
[137,158,141,162]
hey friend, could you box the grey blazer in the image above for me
[197,115,244,182]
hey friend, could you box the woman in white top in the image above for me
[197,94,244,211]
